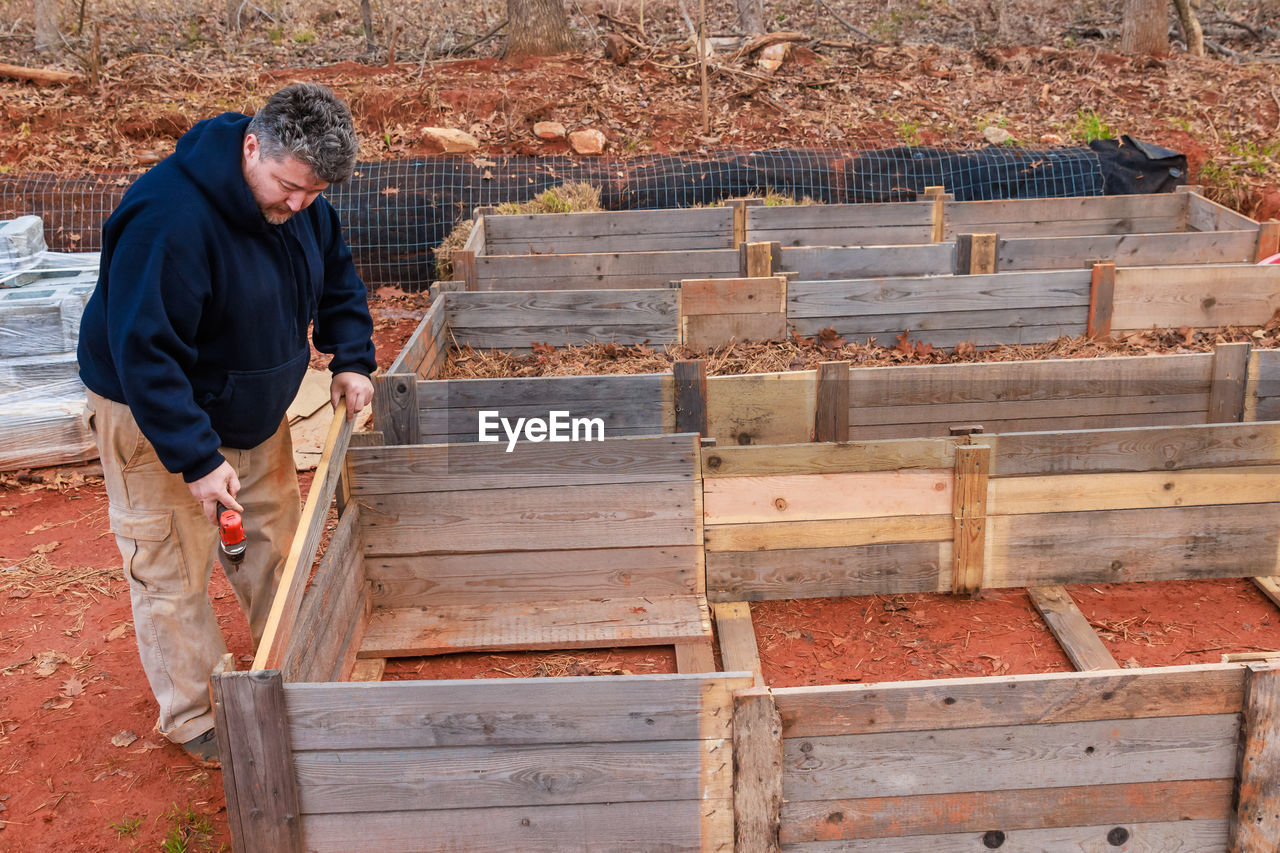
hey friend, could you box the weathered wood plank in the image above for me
[778,244,955,280]
[781,714,1239,800]
[420,404,664,444]
[713,601,764,685]
[704,515,953,552]
[774,664,1246,737]
[814,361,849,443]
[1088,261,1116,338]
[280,506,365,683]
[674,359,709,435]
[1209,341,1251,423]
[682,277,786,315]
[945,194,1189,235]
[675,639,716,673]
[1188,194,1259,232]
[346,658,385,682]
[734,688,782,853]
[347,434,697,494]
[483,207,734,253]
[706,371,818,447]
[1028,585,1119,671]
[848,392,1208,427]
[359,480,698,555]
[1113,266,1280,330]
[450,324,679,351]
[999,230,1259,270]
[294,739,713,813]
[301,798,734,853]
[983,422,1280,476]
[418,373,669,408]
[475,249,742,290]
[371,373,420,445]
[1231,661,1280,852]
[780,819,1229,852]
[1258,220,1280,261]
[786,270,1091,316]
[367,546,698,607]
[705,541,950,602]
[702,438,960,477]
[986,465,1280,515]
[212,671,303,853]
[445,287,679,327]
[847,410,1209,440]
[747,200,935,240]
[359,594,710,656]
[284,673,755,750]
[984,502,1280,588]
[685,312,788,347]
[702,469,953,525]
[790,321,1087,350]
[780,779,1233,843]
[385,295,445,376]
[951,445,990,595]
[955,233,997,275]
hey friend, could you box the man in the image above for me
[77,83,376,764]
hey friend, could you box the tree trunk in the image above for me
[736,0,765,34]
[505,0,575,59]
[1120,0,1169,55]
[34,0,59,52]
[1171,0,1205,56]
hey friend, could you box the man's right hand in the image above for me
[188,461,242,524]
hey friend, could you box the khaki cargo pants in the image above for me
[86,390,301,744]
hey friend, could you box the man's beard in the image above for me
[261,205,294,225]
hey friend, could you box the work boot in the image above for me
[181,728,220,767]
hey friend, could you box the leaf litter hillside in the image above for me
[2,0,1279,217]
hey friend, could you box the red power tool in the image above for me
[216,502,246,566]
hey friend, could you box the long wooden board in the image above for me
[706,541,950,601]
[702,438,961,477]
[475,249,741,290]
[778,244,955,280]
[483,207,734,254]
[359,594,710,656]
[1112,264,1280,329]
[849,392,1208,427]
[1028,585,1118,671]
[284,673,755,749]
[786,270,1091,316]
[845,410,1210,441]
[780,819,1229,852]
[702,469,953,525]
[780,714,1239,800]
[445,288,679,328]
[944,194,1189,235]
[704,514,953,551]
[999,230,1259,270]
[986,465,1280,515]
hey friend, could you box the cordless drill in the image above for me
[216,502,246,566]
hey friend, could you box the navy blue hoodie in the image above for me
[78,113,376,482]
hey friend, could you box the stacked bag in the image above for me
[0,215,100,470]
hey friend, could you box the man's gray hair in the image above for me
[247,83,359,184]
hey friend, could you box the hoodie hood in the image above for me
[173,113,272,234]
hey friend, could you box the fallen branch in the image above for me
[0,61,82,85]
[811,0,881,43]
[447,18,508,56]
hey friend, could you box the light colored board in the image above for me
[774,663,1246,737]
[705,515,953,551]
[780,819,1229,852]
[753,224,934,247]
[747,200,935,238]
[474,249,742,290]
[702,438,961,478]
[1252,576,1280,610]
[951,445,990,595]
[1259,220,1280,261]
[733,688,783,852]
[780,779,1233,843]
[847,410,1208,441]
[984,502,1280,588]
[706,541,951,602]
[1028,585,1119,671]
[367,546,699,608]
[983,422,1280,476]
[786,270,1092,316]
[706,371,818,447]
[280,505,366,684]
[1188,193,1260,232]
[1232,661,1280,852]
[945,193,1188,234]
[256,407,352,671]
[302,799,734,853]
[284,673,755,750]
[347,434,697,494]
[346,658,385,682]
[684,312,788,347]
[702,469,953,525]
[845,353,1213,408]
[359,594,710,656]
[294,739,714,813]
[418,372,669,408]
[445,287,679,327]
[712,601,764,685]
[359,480,698,555]
[778,244,954,280]
[780,714,1239,801]
[675,640,716,673]
[483,207,734,253]
[986,465,1280,515]
[999,230,1259,270]
[1209,341,1251,424]
[385,295,446,377]
[1112,264,1280,329]
[848,392,1208,427]
[681,277,786,315]
[419,404,667,445]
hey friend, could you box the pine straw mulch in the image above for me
[0,550,117,600]
[439,315,1280,379]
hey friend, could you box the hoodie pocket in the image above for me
[205,348,310,448]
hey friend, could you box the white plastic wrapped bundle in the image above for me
[0,278,95,358]
[0,216,48,277]
[0,378,96,471]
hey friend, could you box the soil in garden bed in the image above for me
[751,578,1280,689]
[439,318,1280,380]
[381,646,679,680]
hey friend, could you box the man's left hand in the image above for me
[331,371,374,421]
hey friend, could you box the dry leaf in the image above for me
[33,650,71,678]
[41,697,74,710]
[379,185,400,195]
[60,676,85,698]
[130,741,164,754]
[25,521,54,535]
[105,623,130,642]
[111,730,138,748]
[30,541,60,555]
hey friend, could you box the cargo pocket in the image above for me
[109,507,183,593]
